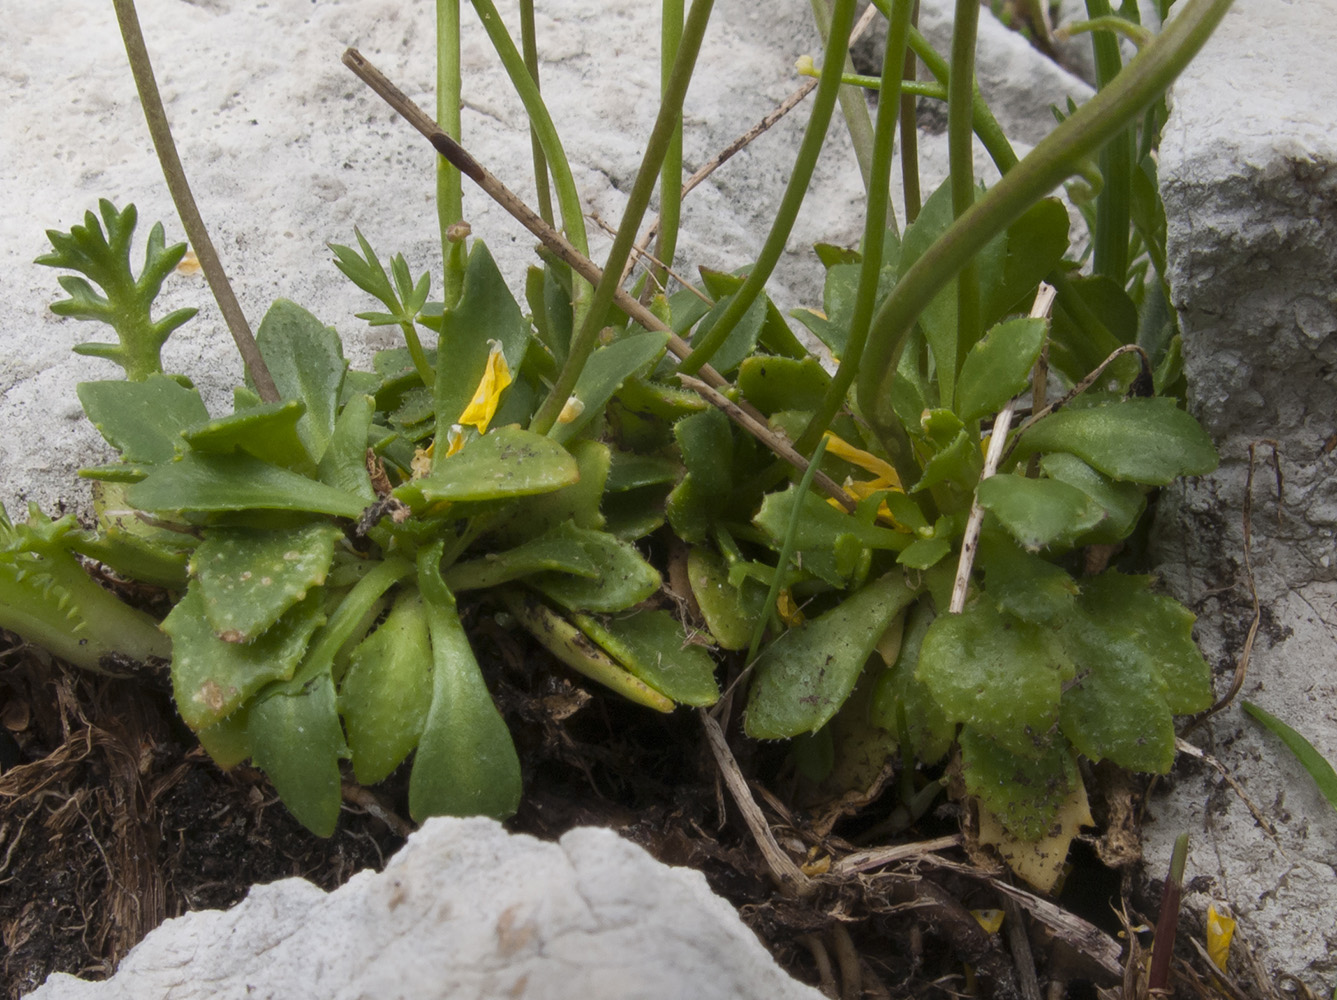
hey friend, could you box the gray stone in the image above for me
[1149,0,1337,990]
[24,817,826,1000]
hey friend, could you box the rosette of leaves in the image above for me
[21,206,719,836]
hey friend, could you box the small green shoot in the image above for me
[1242,701,1337,813]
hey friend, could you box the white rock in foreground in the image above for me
[1149,0,1337,990]
[26,817,824,1000]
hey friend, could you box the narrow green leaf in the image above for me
[317,394,377,502]
[745,571,921,738]
[249,666,345,837]
[340,590,433,785]
[687,546,766,651]
[128,452,367,519]
[410,544,522,821]
[550,330,670,444]
[1242,701,1337,812]
[442,520,601,592]
[529,528,660,612]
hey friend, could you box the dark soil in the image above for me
[0,609,1259,1000]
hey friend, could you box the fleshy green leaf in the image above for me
[917,599,1074,759]
[976,473,1105,552]
[737,356,831,415]
[410,545,522,821]
[395,425,580,507]
[163,587,326,731]
[1014,396,1218,485]
[128,452,368,519]
[254,300,349,465]
[551,330,671,444]
[572,609,719,706]
[77,374,209,464]
[189,522,342,642]
[1038,452,1145,545]
[959,727,1079,841]
[1056,572,1211,772]
[529,528,660,612]
[745,571,921,738]
[687,546,766,651]
[956,318,1046,423]
[443,520,600,592]
[182,400,313,473]
[249,666,345,837]
[754,483,909,587]
[340,590,433,785]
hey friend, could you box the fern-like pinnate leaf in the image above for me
[36,199,196,380]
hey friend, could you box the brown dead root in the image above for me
[1,619,1274,1000]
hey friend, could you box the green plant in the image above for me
[1243,701,1337,813]
[8,0,1233,872]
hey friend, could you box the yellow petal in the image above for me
[457,340,512,432]
[1207,905,1235,971]
[971,909,1005,934]
[823,431,901,488]
[443,424,467,458]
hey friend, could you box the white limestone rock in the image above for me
[24,817,826,1000]
[1149,0,1337,990]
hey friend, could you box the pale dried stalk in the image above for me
[949,282,1057,613]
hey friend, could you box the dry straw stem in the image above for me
[949,281,1057,614]
[111,0,279,402]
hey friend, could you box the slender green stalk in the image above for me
[110,0,278,402]
[529,0,718,435]
[810,0,878,198]
[947,0,981,408]
[797,0,913,463]
[856,0,1234,455]
[794,65,947,101]
[518,0,554,226]
[467,0,592,319]
[677,0,858,377]
[746,436,830,668]
[900,1,922,223]
[1148,833,1189,993]
[437,0,467,309]
[1086,0,1132,285]
[654,0,685,290]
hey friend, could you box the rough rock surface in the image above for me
[1148,0,1337,989]
[24,816,826,1000]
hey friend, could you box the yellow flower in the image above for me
[820,431,907,529]
[1206,904,1235,971]
[456,340,512,432]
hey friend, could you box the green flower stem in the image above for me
[676,0,857,377]
[1086,0,1132,285]
[793,66,947,101]
[797,0,913,465]
[856,0,1234,455]
[437,0,467,308]
[654,0,685,289]
[518,0,555,227]
[399,319,436,389]
[900,1,922,223]
[299,556,415,681]
[947,0,981,410]
[110,0,279,402]
[810,0,878,196]
[530,0,717,434]
[745,435,829,668]
[467,0,592,319]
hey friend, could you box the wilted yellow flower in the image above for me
[443,424,467,458]
[777,588,804,627]
[821,431,906,528]
[457,340,512,432]
[1207,904,1236,971]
